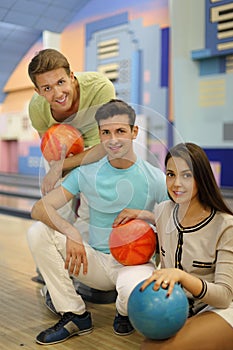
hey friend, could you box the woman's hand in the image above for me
[140,268,203,298]
[140,268,185,297]
[65,237,88,277]
[113,208,141,227]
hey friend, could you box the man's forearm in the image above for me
[31,198,67,232]
[31,198,83,243]
[63,143,106,171]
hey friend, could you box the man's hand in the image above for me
[65,237,88,277]
[113,208,155,227]
[41,145,66,195]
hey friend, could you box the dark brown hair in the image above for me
[95,99,136,130]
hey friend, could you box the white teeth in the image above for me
[57,96,66,103]
[110,145,121,150]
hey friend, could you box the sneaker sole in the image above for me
[113,328,135,336]
[36,327,94,345]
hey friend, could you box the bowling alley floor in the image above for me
[1,195,233,349]
[0,214,143,350]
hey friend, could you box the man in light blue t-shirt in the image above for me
[29,99,167,345]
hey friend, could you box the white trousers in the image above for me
[27,221,154,316]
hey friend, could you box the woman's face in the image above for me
[166,156,199,205]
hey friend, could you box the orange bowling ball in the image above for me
[41,124,84,162]
[109,219,157,265]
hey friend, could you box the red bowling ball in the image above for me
[109,219,157,265]
[41,124,84,162]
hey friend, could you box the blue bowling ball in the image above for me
[128,280,189,340]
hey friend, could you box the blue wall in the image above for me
[204,148,233,188]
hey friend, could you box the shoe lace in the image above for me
[49,312,74,332]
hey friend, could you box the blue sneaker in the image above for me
[113,312,134,336]
[36,312,93,344]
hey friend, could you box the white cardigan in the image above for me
[154,200,233,326]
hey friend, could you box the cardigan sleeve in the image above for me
[200,225,233,308]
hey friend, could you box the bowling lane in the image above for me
[0,194,36,219]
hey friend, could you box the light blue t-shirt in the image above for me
[62,156,167,253]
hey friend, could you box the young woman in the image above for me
[114,142,233,350]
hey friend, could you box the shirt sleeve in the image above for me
[78,72,116,108]
[153,169,168,204]
[29,94,54,134]
[82,125,100,148]
[61,168,81,196]
[92,77,116,103]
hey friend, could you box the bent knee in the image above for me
[27,221,51,252]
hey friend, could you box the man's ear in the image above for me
[132,125,139,139]
[70,71,75,81]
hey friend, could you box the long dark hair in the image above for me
[165,143,233,215]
